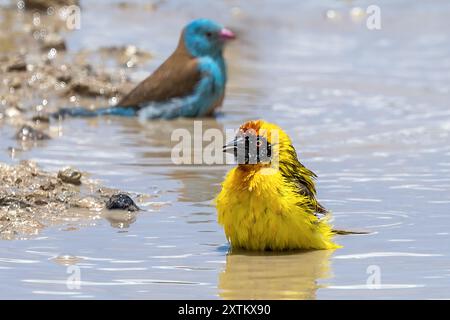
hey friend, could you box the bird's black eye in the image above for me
[205,32,213,38]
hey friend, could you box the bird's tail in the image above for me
[52,106,137,118]
[333,229,370,235]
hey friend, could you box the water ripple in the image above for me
[334,252,443,260]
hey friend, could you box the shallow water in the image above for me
[1,0,450,299]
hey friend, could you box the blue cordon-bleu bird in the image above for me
[55,19,235,120]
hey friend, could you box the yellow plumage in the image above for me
[216,120,340,251]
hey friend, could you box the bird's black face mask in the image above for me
[223,132,272,164]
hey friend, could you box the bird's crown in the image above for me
[221,120,297,169]
[238,120,292,147]
[182,19,234,58]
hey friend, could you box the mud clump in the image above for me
[4,57,28,73]
[0,161,143,240]
[65,78,121,98]
[40,33,67,51]
[9,77,22,89]
[23,0,80,11]
[57,167,81,185]
[15,124,51,141]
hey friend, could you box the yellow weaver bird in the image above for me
[216,120,341,251]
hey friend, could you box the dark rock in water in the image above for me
[57,168,82,185]
[15,125,51,141]
[106,194,140,212]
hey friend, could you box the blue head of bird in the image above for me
[183,19,235,58]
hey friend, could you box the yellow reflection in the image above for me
[219,249,334,300]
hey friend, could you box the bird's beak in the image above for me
[222,140,236,154]
[219,28,236,40]
[223,136,244,154]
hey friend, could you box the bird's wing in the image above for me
[291,166,328,214]
[137,63,221,119]
[118,53,202,109]
[280,151,328,215]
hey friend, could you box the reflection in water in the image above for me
[219,250,333,299]
[51,255,84,266]
[151,118,228,203]
[167,167,226,203]
[115,117,226,158]
[102,210,137,229]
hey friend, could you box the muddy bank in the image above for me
[0,2,151,127]
[0,160,149,240]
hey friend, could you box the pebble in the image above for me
[15,124,51,141]
[57,168,82,185]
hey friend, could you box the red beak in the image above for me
[219,28,236,40]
